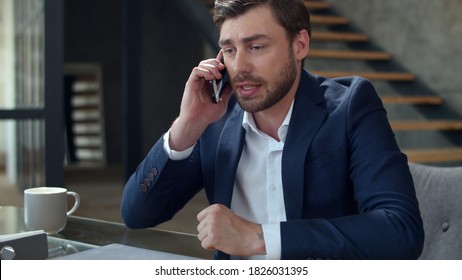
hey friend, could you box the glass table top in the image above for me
[0,206,213,259]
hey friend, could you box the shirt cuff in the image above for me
[262,223,282,260]
[162,131,195,160]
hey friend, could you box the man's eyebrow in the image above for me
[219,34,270,47]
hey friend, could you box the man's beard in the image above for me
[232,49,297,113]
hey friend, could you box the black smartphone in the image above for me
[210,61,229,103]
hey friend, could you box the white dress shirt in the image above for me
[163,102,294,260]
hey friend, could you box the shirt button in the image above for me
[269,185,277,192]
[140,184,148,192]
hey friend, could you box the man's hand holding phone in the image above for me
[210,56,229,103]
[168,51,232,152]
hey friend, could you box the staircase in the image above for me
[303,0,462,164]
[199,0,462,165]
[64,64,106,166]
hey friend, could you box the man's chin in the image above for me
[236,97,273,113]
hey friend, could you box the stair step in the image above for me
[72,111,100,122]
[381,96,443,105]
[75,149,104,160]
[311,31,368,42]
[309,50,390,60]
[311,15,348,25]
[312,71,415,81]
[73,123,102,134]
[404,148,462,163]
[72,95,99,104]
[73,79,99,92]
[305,1,331,10]
[75,136,102,145]
[391,120,462,131]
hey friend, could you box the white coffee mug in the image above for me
[24,187,80,234]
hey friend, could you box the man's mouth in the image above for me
[237,83,261,96]
[233,74,265,97]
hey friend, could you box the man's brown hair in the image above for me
[213,0,311,41]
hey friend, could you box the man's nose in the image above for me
[232,51,252,74]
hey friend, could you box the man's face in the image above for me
[219,5,298,113]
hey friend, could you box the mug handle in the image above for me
[66,191,80,216]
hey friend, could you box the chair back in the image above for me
[408,162,462,259]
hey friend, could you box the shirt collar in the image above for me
[242,100,294,143]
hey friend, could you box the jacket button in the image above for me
[151,168,158,176]
[148,172,154,181]
[144,179,151,186]
[140,184,148,192]
[441,222,450,232]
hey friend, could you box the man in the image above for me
[121,0,424,260]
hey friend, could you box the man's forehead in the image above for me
[218,6,280,45]
[219,33,271,47]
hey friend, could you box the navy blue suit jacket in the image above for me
[121,70,424,259]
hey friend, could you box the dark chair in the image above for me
[408,162,462,259]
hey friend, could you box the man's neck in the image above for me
[252,91,296,141]
[251,70,300,141]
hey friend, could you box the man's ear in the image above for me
[293,29,310,61]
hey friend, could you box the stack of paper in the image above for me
[53,243,202,260]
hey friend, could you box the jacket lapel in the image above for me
[282,71,327,220]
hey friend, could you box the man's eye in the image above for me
[250,45,264,51]
[223,48,235,55]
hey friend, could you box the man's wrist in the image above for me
[255,225,267,255]
[168,117,205,151]
[163,131,195,160]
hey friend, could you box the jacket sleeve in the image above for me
[120,135,204,228]
[280,77,424,259]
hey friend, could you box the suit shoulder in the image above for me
[317,75,375,94]
[315,75,379,107]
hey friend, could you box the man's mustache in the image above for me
[231,73,266,85]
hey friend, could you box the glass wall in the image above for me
[0,0,47,192]
[14,0,45,109]
[0,119,45,206]
[0,0,15,110]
